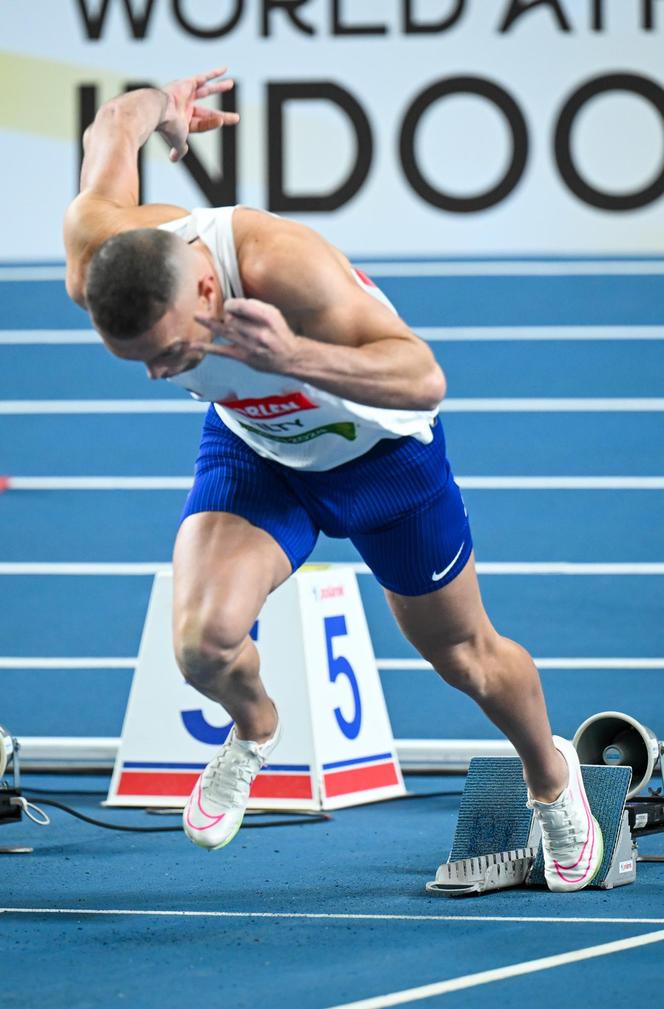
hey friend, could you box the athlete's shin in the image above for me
[175,632,277,743]
[429,631,567,803]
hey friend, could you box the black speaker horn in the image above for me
[573,711,663,799]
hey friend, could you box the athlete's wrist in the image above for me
[98,88,169,143]
[283,334,317,382]
[155,87,177,130]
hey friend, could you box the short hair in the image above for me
[85,228,184,339]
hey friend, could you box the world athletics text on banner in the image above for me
[1,0,664,257]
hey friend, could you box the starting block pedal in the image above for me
[427,756,636,897]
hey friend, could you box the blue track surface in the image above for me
[3,774,664,1009]
[1,262,664,1008]
[3,339,664,398]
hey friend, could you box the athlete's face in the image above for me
[100,249,219,379]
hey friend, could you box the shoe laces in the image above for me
[528,791,585,857]
[202,741,264,807]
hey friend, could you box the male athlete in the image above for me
[64,68,602,891]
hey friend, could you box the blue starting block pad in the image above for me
[427,757,635,897]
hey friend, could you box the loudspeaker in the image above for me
[0,725,15,779]
[573,711,663,798]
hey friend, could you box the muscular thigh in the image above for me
[173,511,292,644]
[385,552,495,661]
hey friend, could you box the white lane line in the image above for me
[2,327,664,345]
[0,330,100,344]
[458,477,664,489]
[0,563,172,575]
[0,562,663,576]
[1,398,664,415]
[3,656,662,671]
[418,325,664,341]
[0,657,136,669]
[1,908,664,925]
[441,398,664,412]
[4,476,664,492]
[0,267,67,280]
[324,929,664,1009]
[4,260,664,282]
[0,400,204,414]
[377,658,664,671]
[477,562,664,575]
[6,477,194,490]
[355,260,664,276]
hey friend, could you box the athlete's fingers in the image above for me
[223,310,268,332]
[224,307,263,324]
[189,116,231,134]
[190,106,239,133]
[169,142,188,163]
[225,296,271,313]
[193,317,254,345]
[191,98,237,117]
[194,315,279,357]
[195,74,234,100]
[224,299,278,324]
[195,79,236,100]
[189,339,247,362]
[194,67,229,87]
[194,316,225,335]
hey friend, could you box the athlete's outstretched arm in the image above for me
[63,68,239,305]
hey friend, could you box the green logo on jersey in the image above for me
[239,421,357,444]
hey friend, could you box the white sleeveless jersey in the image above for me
[161,207,439,472]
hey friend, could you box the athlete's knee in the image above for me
[430,629,504,698]
[174,600,249,688]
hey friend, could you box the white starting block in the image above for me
[426,757,637,896]
[107,567,405,810]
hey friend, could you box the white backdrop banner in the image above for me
[1,0,664,258]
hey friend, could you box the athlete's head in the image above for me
[85,229,218,378]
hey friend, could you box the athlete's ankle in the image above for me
[234,700,278,745]
[524,749,569,804]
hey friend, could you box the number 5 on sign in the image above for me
[324,614,362,740]
[299,569,405,808]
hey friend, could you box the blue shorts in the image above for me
[181,406,473,596]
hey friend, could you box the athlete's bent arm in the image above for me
[197,215,446,412]
[63,69,238,306]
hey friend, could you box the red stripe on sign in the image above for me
[117,771,197,796]
[250,774,313,800]
[324,762,399,798]
[116,771,313,801]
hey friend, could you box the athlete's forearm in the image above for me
[80,88,168,199]
[286,337,446,411]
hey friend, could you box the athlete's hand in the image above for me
[193,299,300,374]
[159,68,239,163]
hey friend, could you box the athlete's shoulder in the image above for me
[233,205,322,248]
[233,208,351,306]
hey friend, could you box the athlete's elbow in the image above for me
[418,365,447,410]
[65,271,86,308]
[85,99,136,146]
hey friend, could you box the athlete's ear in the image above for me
[197,272,216,310]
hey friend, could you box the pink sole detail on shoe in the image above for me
[185,783,226,831]
[553,771,597,884]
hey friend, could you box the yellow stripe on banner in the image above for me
[0,52,127,140]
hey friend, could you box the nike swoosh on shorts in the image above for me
[432,541,466,582]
